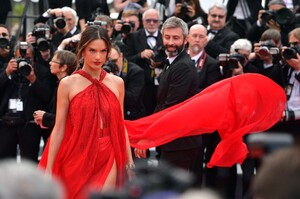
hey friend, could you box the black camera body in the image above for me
[258,40,280,57]
[261,8,297,26]
[282,46,300,60]
[0,32,10,49]
[219,53,245,70]
[65,39,80,53]
[53,16,66,29]
[152,46,167,64]
[118,20,135,34]
[32,27,50,51]
[16,42,32,77]
[102,60,118,74]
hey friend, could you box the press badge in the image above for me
[16,99,23,111]
[9,99,23,111]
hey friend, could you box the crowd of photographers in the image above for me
[0,0,300,198]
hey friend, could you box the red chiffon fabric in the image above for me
[125,74,286,168]
[39,70,126,199]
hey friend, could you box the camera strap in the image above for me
[195,50,207,72]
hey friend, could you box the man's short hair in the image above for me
[268,0,286,7]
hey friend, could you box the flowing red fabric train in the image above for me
[125,74,286,168]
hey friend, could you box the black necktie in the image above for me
[164,59,170,71]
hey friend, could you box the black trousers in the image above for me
[0,121,51,162]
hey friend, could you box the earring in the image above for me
[80,57,84,64]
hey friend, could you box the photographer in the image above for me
[249,28,282,77]
[174,0,207,26]
[0,24,13,72]
[34,7,80,50]
[246,0,294,46]
[0,42,56,162]
[113,10,141,43]
[267,27,300,140]
[108,44,146,120]
[126,9,164,115]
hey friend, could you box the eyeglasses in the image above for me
[145,19,160,23]
[209,14,225,19]
[50,59,61,64]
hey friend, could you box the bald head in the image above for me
[187,24,208,55]
[189,24,207,35]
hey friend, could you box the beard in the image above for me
[190,45,201,54]
[164,43,185,57]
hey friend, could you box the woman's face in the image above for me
[82,39,108,70]
[49,54,62,75]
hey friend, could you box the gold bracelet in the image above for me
[126,163,135,170]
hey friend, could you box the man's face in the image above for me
[0,27,10,57]
[207,7,226,30]
[163,27,186,58]
[187,25,208,54]
[108,48,122,71]
[122,15,140,32]
[143,11,160,34]
[63,10,76,31]
[289,34,300,47]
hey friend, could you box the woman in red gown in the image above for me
[39,26,134,199]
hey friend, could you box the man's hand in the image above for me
[5,58,18,76]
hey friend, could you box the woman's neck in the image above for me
[82,66,102,80]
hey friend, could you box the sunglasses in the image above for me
[210,14,225,19]
[145,19,160,23]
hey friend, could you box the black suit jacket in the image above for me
[155,51,202,151]
[126,29,164,115]
[120,60,147,120]
[205,27,240,59]
[195,51,222,91]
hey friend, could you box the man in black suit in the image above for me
[205,3,240,59]
[0,42,55,162]
[108,44,147,120]
[134,16,202,175]
[186,23,222,186]
[187,24,222,91]
[34,7,80,51]
[126,8,164,116]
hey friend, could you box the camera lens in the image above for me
[282,48,297,60]
[55,17,66,29]
[0,37,9,49]
[36,38,49,51]
[18,61,31,77]
[121,24,131,34]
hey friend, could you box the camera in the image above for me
[219,53,245,70]
[282,46,300,60]
[32,27,50,51]
[0,32,9,49]
[152,46,167,64]
[258,40,280,57]
[261,8,297,26]
[87,21,107,27]
[102,60,118,74]
[65,39,80,53]
[118,20,135,34]
[53,16,66,29]
[16,42,32,77]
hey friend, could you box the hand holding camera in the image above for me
[5,58,18,76]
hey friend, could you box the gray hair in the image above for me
[161,16,188,37]
[62,6,78,25]
[0,159,64,199]
[230,39,252,53]
[208,3,227,15]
